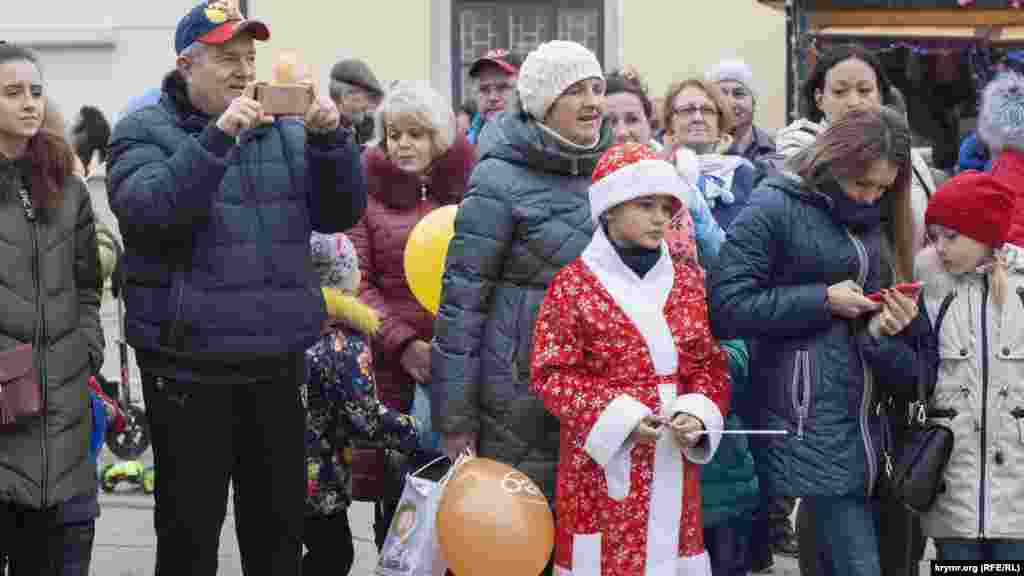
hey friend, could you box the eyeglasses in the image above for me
[477,82,513,97]
[673,106,718,118]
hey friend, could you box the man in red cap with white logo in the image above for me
[106,2,367,575]
[466,49,522,144]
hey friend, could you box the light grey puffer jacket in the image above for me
[0,161,103,510]
[431,110,610,500]
[917,244,1024,539]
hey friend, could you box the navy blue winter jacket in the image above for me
[108,72,366,381]
[709,173,921,498]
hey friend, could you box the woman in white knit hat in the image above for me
[431,40,610,529]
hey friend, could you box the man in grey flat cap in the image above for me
[330,58,384,146]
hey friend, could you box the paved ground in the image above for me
[94,476,944,576]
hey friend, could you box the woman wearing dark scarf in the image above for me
[710,107,923,576]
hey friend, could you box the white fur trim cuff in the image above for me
[672,393,724,465]
[589,158,687,222]
[584,395,652,467]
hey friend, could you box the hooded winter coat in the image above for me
[348,136,476,412]
[917,244,1024,540]
[709,172,920,498]
[0,158,103,510]
[431,111,612,500]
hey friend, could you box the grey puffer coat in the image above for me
[0,160,103,510]
[431,111,611,500]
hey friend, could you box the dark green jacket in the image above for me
[0,160,103,509]
[701,339,760,527]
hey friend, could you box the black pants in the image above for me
[303,513,355,576]
[0,501,67,575]
[706,515,754,576]
[141,359,306,576]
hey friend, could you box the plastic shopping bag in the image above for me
[375,454,460,576]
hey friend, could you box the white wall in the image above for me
[0,0,196,129]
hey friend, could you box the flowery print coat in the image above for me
[303,323,419,517]
[531,238,730,576]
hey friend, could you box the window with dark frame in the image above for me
[452,0,604,106]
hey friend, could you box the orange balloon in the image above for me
[437,458,554,576]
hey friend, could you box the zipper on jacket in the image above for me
[791,350,811,439]
[845,228,877,496]
[30,219,48,508]
[980,276,990,537]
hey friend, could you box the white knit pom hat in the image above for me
[517,40,603,122]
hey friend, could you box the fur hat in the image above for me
[926,171,1015,248]
[589,143,686,222]
[706,59,757,101]
[310,232,359,291]
[979,72,1024,153]
[517,40,603,122]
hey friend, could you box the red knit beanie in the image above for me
[925,171,1015,248]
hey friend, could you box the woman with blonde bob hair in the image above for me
[710,107,924,576]
[348,79,476,548]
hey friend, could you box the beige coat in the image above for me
[916,245,1024,539]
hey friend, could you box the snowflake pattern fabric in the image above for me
[531,258,729,575]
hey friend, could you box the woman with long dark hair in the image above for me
[710,107,922,576]
[0,44,104,575]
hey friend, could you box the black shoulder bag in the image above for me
[876,292,956,515]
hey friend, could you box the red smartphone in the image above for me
[866,281,923,302]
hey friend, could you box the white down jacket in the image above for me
[916,244,1024,539]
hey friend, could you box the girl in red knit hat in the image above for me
[915,171,1024,562]
[530,142,730,575]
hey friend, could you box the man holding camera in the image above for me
[107,2,366,574]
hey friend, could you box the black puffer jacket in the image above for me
[0,158,103,509]
[431,111,611,500]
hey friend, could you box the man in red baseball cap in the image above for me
[466,49,522,144]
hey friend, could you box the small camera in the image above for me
[247,82,314,117]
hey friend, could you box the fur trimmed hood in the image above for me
[362,135,476,211]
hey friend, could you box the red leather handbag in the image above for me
[0,344,42,427]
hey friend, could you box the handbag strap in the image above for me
[911,291,957,424]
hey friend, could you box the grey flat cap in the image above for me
[330,59,384,96]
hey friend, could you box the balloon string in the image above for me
[693,429,789,435]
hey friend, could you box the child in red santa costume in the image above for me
[531,142,731,576]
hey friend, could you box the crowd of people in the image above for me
[1,1,1024,575]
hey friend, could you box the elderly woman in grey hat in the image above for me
[432,41,611,515]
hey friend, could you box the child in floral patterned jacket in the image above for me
[302,232,420,576]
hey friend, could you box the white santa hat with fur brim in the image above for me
[589,143,687,222]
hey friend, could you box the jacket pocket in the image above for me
[791,349,814,440]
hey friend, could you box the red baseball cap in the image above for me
[468,49,521,78]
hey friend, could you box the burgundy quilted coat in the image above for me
[349,136,476,411]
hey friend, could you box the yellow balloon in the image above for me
[404,205,458,315]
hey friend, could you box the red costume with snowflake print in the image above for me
[531,251,729,576]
